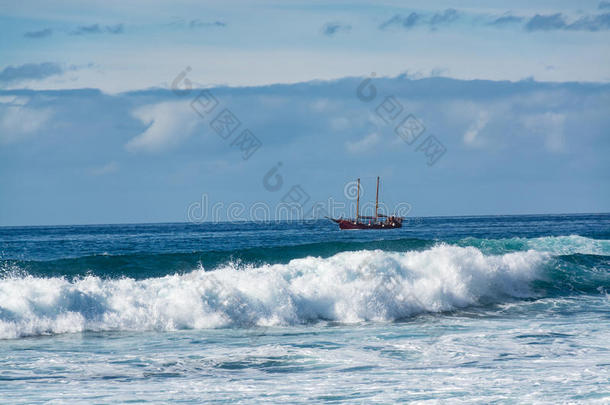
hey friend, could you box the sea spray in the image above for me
[0,245,549,339]
[457,234,610,256]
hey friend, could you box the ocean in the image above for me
[1,214,609,403]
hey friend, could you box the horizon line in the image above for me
[1,211,608,229]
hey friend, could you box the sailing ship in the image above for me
[330,177,403,230]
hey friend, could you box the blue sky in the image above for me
[0,0,609,225]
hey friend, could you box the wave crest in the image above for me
[0,245,549,339]
[459,234,610,256]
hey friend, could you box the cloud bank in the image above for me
[0,62,64,84]
[378,8,610,32]
[70,23,124,35]
[24,28,53,38]
[0,76,608,224]
[525,12,610,31]
[322,22,352,36]
[379,9,458,30]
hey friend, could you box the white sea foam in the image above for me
[460,234,610,256]
[0,245,549,339]
[524,235,610,255]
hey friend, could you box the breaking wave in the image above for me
[0,245,560,339]
[457,234,610,256]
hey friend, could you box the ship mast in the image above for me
[356,178,360,222]
[375,176,379,219]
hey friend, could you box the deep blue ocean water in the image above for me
[1,214,609,403]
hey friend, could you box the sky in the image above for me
[0,0,609,225]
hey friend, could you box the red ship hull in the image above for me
[331,218,402,230]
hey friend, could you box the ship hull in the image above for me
[331,218,402,230]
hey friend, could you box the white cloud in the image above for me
[0,96,28,105]
[91,161,119,175]
[0,103,52,144]
[310,98,330,113]
[463,110,490,145]
[330,117,350,131]
[346,132,381,154]
[522,112,566,152]
[126,101,199,153]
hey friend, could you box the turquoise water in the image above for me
[1,214,609,403]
